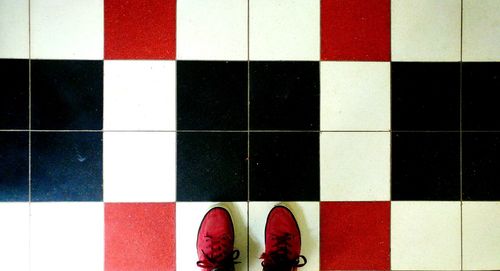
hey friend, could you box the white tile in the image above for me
[31,202,104,271]
[320,62,390,131]
[177,0,247,60]
[31,0,103,59]
[0,0,29,58]
[176,202,248,271]
[249,202,319,271]
[103,132,176,202]
[320,132,390,201]
[0,203,29,271]
[463,0,500,61]
[104,60,176,130]
[391,201,461,270]
[391,0,461,61]
[249,0,320,61]
[463,202,500,270]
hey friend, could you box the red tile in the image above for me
[321,0,390,61]
[320,202,390,270]
[105,0,176,59]
[105,203,175,271]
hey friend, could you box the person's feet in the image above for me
[260,206,307,271]
[197,207,240,271]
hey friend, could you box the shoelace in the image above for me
[260,234,307,271]
[197,235,240,271]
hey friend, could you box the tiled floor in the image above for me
[1,0,500,270]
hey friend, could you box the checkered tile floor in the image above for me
[1,0,500,270]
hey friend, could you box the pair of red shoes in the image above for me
[196,205,307,271]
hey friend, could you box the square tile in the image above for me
[463,62,500,130]
[463,0,500,61]
[104,132,176,202]
[31,60,103,130]
[0,132,28,202]
[31,0,103,60]
[31,132,103,202]
[250,61,319,130]
[320,132,390,201]
[177,132,247,201]
[321,0,390,61]
[463,132,500,201]
[0,203,29,271]
[320,202,390,270]
[250,132,319,201]
[463,202,500,270]
[391,132,460,201]
[0,0,29,58]
[176,202,248,271]
[391,62,460,131]
[249,202,319,271]
[391,201,461,270]
[177,0,247,60]
[249,0,319,61]
[31,202,104,271]
[104,0,176,60]
[0,59,28,129]
[391,0,461,61]
[104,60,176,131]
[105,203,176,271]
[177,61,247,130]
[320,61,390,131]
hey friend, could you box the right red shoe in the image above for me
[260,206,307,271]
[196,207,240,271]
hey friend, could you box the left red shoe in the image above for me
[196,207,240,271]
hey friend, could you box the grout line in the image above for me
[4,129,490,133]
[28,0,32,270]
[28,0,31,256]
[247,0,251,269]
[459,0,464,270]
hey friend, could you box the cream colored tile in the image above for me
[391,0,461,61]
[31,0,103,59]
[177,0,247,60]
[391,201,461,270]
[0,203,29,271]
[31,202,104,271]
[463,0,500,61]
[320,61,390,131]
[103,132,176,202]
[463,202,500,270]
[249,0,319,61]
[320,132,390,201]
[0,0,29,58]
[104,60,176,130]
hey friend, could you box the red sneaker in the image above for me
[260,206,307,271]
[196,207,240,271]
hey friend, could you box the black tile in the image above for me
[0,132,28,201]
[391,62,460,131]
[177,61,248,130]
[463,62,500,130]
[391,132,460,201]
[177,132,247,201]
[31,132,103,201]
[463,132,500,200]
[31,60,103,130]
[250,62,319,130]
[0,59,28,129]
[250,132,319,201]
